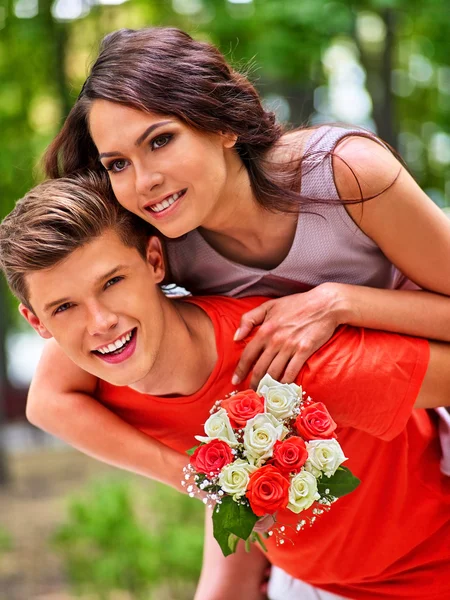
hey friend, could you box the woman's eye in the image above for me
[106,159,128,173]
[55,302,73,315]
[151,134,172,150]
[105,276,123,289]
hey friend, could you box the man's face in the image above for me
[22,230,167,387]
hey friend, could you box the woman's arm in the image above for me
[337,135,450,296]
[417,340,450,410]
[27,339,187,492]
[234,136,450,387]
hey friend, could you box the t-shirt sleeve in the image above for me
[298,326,430,441]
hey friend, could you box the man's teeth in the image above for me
[149,191,182,213]
[97,331,133,355]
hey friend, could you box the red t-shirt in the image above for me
[98,296,450,600]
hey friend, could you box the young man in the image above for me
[0,173,449,600]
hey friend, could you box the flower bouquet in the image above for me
[183,375,360,556]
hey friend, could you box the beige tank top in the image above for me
[165,125,417,297]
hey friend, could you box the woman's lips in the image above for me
[145,189,186,220]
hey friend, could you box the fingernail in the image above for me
[233,328,241,341]
[231,374,240,386]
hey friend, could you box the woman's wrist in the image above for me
[319,282,358,328]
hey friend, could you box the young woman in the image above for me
[26,26,450,600]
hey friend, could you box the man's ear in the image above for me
[146,235,166,284]
[18,304,53,339]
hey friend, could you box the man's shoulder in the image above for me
[180,295,268,320]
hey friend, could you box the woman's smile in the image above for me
[143,188,187,220]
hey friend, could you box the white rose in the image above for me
[288,470,320,513]
[257,374,302,420]
[303,461,322,479]
[218,459,257,499]
[195,408,238,447]
[306,439,347,478]
[243,413,284,465]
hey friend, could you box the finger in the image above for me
[234,303,271,342]
[264,349,296,383]
[280,352,310,384]
[232,336,267,386]
[250,348,280,390]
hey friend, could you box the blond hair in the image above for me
[0,171,154,310]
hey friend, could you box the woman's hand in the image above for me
[232,283,350,389]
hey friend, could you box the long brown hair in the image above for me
[44,27,311,213]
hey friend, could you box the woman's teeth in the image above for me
[97,331,133,355]
[149,191,182,213]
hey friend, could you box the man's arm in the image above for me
[195,508,269,600]
[27,339,187,492]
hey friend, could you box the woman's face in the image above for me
[88,100,237,238]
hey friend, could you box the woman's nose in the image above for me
[135,165,164,196]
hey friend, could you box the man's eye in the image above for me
[105,276,124,289]
[106,159,128,173]
[151,133,173,150]
[55,303,72,315]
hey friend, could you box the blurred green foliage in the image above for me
[0,525,13,552]
[52,478,204,599]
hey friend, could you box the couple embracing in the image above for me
[1,27,450,600]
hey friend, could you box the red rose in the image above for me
[295,402,337,441]
[190,439,233,476]
[246,465,290,516]
[272,437,308,474]
[221,390,264,429]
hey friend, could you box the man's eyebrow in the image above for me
[98,120,174,160]
[44,265,128,313]
[95,265,128,285]
[44,296,71,313]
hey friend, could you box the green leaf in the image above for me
[317,467,360,498]
[219,496,259,540]
[212,504,235,557]
[228,533,240,554]
[212,497,259,557]
[186,445,199,456]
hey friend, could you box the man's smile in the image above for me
[92,327,138,364]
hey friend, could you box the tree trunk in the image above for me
[40,0,72,118]
[0,281,10,485]
[356,8,397,149]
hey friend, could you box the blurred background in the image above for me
[1,0,450,598]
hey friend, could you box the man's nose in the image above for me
[86,303,118,336]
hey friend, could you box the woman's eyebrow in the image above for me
[98,120,174,160]
[135,120,174,146]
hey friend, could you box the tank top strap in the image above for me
[300,124,386,202]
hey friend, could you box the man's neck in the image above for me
[129,298,217,397]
